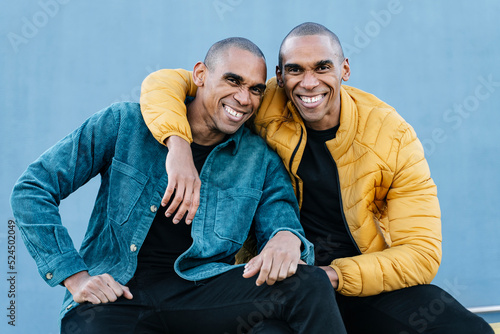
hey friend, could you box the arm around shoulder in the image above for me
[140,68,197,145]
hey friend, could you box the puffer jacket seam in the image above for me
[344,140,392,173]
[342,184,376,213]
[363,108,392,148]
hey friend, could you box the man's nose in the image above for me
[300,71,319,90]
[234,88,251,106]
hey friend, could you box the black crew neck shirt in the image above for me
[297,125,359,265]
[136,141,218,275]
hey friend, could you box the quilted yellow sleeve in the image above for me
[140,69,197,145]
[332,126,442,297]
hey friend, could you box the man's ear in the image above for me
[276,65,284,87]
[192,61,207,87]
[341,58,351,82]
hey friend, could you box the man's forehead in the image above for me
[221,47,265,65]
[215,48,266,82]
[282,35,341,62]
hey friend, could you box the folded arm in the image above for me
[141,69,201,222]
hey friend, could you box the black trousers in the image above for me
[61,265,347,334]
[252,284,494,334]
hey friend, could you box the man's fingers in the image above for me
[96,289,112,303]
[243,256,262,278]
[79,279,109,304]
[76,274,131,304]
[185,179,201,225]
[288,260,299,277]
[121,285,133,300]
[94,275,121,303]
[172,176,195,223]
[166,185,185,221]
[277,258,298,282]
[97,276,133,302]
[264,254,286,286]
[74,288,101,304]
[83,294,102,304]
[161,185,176,208]
[276,260,292,282]
[163,139,201,224]
[247,231,303,286]
[102,274,129,302]
[185,199,199,225]
[255,255,272,286]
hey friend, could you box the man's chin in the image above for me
[220,126,240,135]
[295,108,318,122]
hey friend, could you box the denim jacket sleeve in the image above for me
[253,154,315,265]
[10,106,119,287]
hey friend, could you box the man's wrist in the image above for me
[275,230,301,246]
[164,135,190,149]
[319,266,339,289]
[63,270,90,292]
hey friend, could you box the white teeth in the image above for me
[225,105,243,118]
[300,95,324,103]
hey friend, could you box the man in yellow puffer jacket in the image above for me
[140,23,493,334]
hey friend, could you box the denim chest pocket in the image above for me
[214,188,263,244]
[107,158,149,225]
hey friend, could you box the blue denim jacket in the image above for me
[10,102,313,319]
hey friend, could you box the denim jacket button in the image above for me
[130,244,138,252]
[46,273,53,280]
[150,205,158,213]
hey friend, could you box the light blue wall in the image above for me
[1,1,499,332]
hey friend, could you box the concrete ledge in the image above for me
[491,322,500,333]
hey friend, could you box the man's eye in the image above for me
[317,66,330,72]
[251,88,264,95]
[227,78,238,84]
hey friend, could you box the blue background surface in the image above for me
[1,1,499,332]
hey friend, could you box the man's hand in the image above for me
[243,231,302,286]
[163,136,201,224]
[319,266,339,289]
[64,271,133,304]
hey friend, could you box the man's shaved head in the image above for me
[278,22,344,70]
[204,37,266,70]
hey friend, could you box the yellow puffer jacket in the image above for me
[141,69,442,297]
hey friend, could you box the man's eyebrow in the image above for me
[284,60,335,70]
[223,72,266,90]
[223,72,244,82]
[315,60,334,67]
[284,63,303,71]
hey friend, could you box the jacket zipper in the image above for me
[326,144,362,255]
[289,126,304,203]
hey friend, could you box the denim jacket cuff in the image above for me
[41,251,88,287]
[269,227,315,265]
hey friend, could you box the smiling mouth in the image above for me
[298,94,326,104]
[224,105,245,118]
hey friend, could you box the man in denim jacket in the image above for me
[10,38,346,333]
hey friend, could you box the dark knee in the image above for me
[284,265,334,296]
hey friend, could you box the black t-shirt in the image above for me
[297,125,359,265]
[136,141,218,275]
